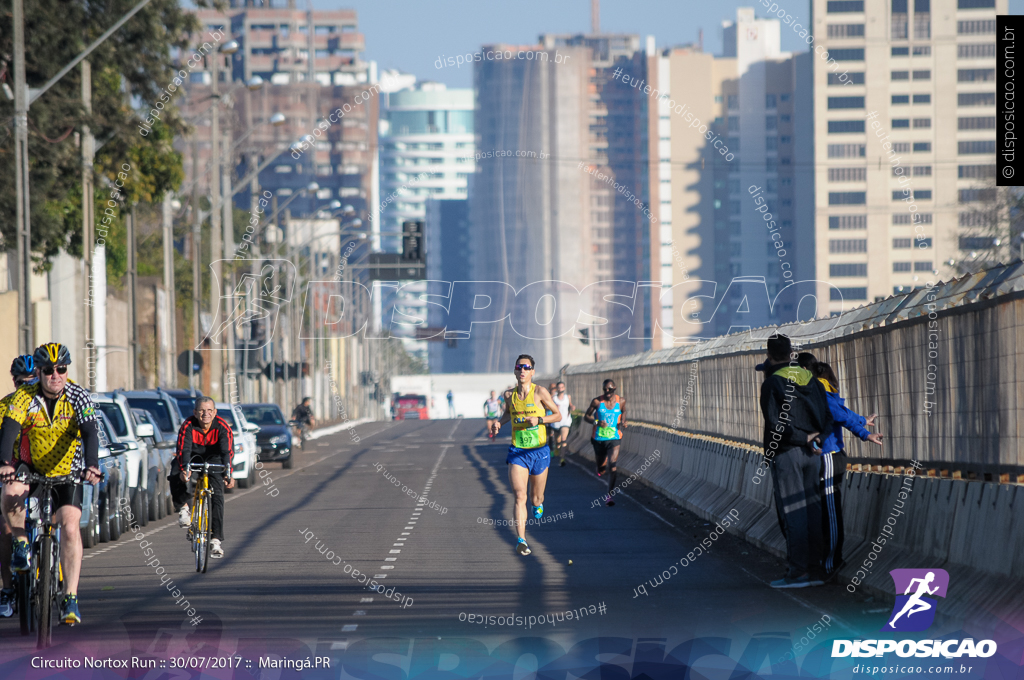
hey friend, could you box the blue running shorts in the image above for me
[507,444,551,476]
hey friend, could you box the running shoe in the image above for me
[11,539,30,572]
[533,504,544,520]
[178,506,191,528]
[516,538,531,556]
[605,495,615,507]
[211,538,224,559]
[770,574,815,589]
[0,588,14,618]
[60,594,81,625]
[596,464,606,477]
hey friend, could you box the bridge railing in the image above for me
[565,262,1024,478]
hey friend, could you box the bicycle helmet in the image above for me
[33,342,72,368]
[10,354,34,376]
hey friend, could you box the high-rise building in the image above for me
[653,9,814,340]
[812,0,1006,311]
[379,83,475,251]
[466,35,659,372]
[186,4,378,224]
[377,83,475,364]
[425,198,474,372]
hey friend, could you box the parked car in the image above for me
[94,411,130,543]
[91,392,156,529]
[80,411,130,547]
[240,403,293,469]
[164,388,202,423]
[215,403,259,490]
[122,388,185,440]
[132,408,176,519]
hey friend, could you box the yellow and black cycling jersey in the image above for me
[3,380,98,476]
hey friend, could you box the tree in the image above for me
[0,0,223,270]
[950,173,1024,275]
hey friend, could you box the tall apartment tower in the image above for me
[378,83,475,363]
[653,9,814,340]
[188,5,377,224]
[467,35,659,372]
[813,0,1006,312]
[379,84,475,252]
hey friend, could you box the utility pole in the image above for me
[162,193,176,387]
[222,112,234,397]
[82,60,95,387]
[128,206,139,387]
[14,0,31,353]
[191,137,202,393]
[209,47,223,399]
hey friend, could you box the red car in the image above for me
[393,394,429,420]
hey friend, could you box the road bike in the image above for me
[288,419,311,448]
[184,459,226,573]
[12,468,88,649]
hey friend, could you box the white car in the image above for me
[215,403,260,489]
[91,392,157,527]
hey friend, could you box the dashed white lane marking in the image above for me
[360,598,373,603]
[342,624,358,632]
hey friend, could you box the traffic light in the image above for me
[579,328,590,345]
[401,221,423,263]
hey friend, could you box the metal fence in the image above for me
[565,263,1024,474]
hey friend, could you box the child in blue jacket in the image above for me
[812,361,884,578]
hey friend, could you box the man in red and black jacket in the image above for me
[170,396,235,558]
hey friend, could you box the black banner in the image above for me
[998,15,1024,185]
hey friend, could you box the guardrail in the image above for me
[565,262,1024,477]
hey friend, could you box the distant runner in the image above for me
[483,391,503,439]
[583,379,627,506]
[489,355,561,556]
[552,382,573,467]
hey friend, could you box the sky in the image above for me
[304,0,1024,90]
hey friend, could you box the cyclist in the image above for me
[291,397,315,440]
[483,391,502,439]
[583,379,627,506]
[0,343,102,625]
[551,382,573,467]
[172,397,235,559]
[488,355,561,556]
[0,355,38,618]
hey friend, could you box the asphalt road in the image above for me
[0,418,884,675]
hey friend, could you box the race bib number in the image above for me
[597,425,617,439]
[514,427,540,449]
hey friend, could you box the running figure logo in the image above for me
[882,568,949,632]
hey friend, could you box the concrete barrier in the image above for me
[567,420,1024,629]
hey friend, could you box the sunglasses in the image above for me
[605,386,616,391]
[42,366,68,376]
[514,364,534,371]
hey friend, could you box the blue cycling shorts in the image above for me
[507,444,551,476]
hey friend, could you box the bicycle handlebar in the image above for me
[185,459,227,474]
[13,470,91,486]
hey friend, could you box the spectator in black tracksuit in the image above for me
[170,397,235,556]
[758,334,834,589]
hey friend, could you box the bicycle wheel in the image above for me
[199,492,212,574]
[192,494,206,572]
[36,535,53,649]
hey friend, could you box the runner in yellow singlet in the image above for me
[488,354,562,556]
